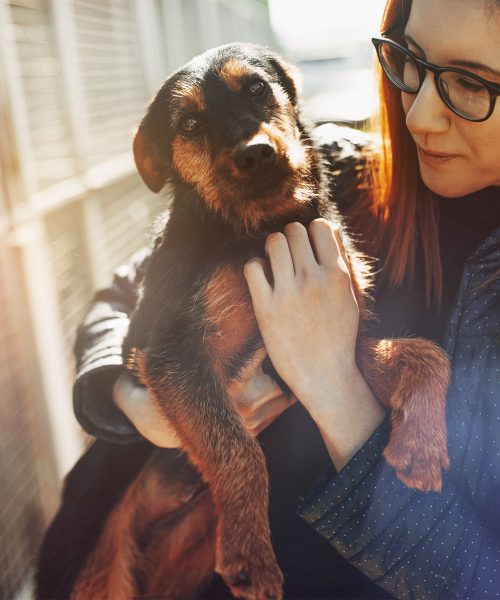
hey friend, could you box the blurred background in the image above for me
[0,0,384,597]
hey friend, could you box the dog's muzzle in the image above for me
[233,134,277,176]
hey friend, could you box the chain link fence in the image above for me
[0,0,273,596]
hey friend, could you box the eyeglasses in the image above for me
[372,36,500,122]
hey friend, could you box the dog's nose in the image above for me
[234,142,276,174]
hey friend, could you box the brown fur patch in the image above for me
[71,461,215,600]
[202,265,257,383]
[172,136,212,188]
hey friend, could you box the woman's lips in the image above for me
[417,145,458,164]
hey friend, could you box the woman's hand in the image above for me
[227,347,296,436]
[113,371,181,447]
[243,218,385,469]
[113,348,292,446]
[243,219,360,418]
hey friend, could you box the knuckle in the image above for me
[243,260,262,282]
[299,271,322,297]
[255,304,273,325]
[326,261,351,285]
[298,264,320,284]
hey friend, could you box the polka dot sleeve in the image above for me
[297,420,500,599]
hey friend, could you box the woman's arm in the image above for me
[244,218,385,469]
[299,424,500,598]
[244,218,500,598]
[73,247,151,442]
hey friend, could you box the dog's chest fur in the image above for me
[124,184,337,393]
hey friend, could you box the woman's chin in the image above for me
[419,160,477,199]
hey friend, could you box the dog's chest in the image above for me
[201,264,258,379]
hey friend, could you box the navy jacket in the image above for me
[68,125,500,599]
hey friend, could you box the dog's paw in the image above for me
[217,549,283,600]
[383,416,449,493]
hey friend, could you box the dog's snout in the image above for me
[234,142,276,174]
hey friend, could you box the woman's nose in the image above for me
[404,73,451,137]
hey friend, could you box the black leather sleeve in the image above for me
[73,247,151,442]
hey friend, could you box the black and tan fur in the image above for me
[70,43,450,600]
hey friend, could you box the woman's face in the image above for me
[402,0,500,197]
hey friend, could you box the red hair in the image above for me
[353,0,443,306]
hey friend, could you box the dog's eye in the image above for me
[180,117,201,134]
[248,80,267,97]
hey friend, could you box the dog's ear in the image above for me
[133,126,170,193]
[267,54,303,107]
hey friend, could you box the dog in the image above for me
[70,43,450,600]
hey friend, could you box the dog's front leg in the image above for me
[134,350,283,600]
[356,337,450,492]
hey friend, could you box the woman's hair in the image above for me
[358,0,499,305]
[354,0,442,306]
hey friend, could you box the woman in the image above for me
[39,0,500,598]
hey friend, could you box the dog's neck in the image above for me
[171,183,325,240]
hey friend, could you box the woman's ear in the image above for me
[133,126,170,193]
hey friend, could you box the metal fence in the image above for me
[0,0,273,596]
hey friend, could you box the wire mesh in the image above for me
[8,0,77,192]
[0,240,52,599]
[1,0,273,596]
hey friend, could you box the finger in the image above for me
[114,375,181,448]
[236,370,284,409]
[264,231,295,287]
[251,395,297,436]
[237,347,268,382]
[245,393,296,432]
[307,218,340,268]
[248,346,268,371]
[244,257,273,306]
[332,224,352,275]
[250,416,276,437]
[143,418,181,449]
[283,221,318,274]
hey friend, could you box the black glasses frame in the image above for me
[372,36,500,122]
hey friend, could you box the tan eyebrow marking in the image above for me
[171,80,206,112]
[220,58,254,92]
[220,58,269,92]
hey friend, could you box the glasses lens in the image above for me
[378,42,420,93]
[439,71,491,120]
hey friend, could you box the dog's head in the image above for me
[134,43,318,233]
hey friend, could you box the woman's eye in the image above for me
[456,77,484,93]
[248,80,267,97]
[181,117,201,133]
